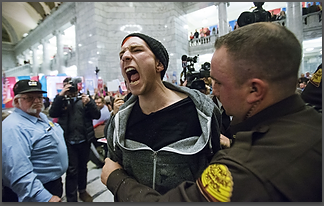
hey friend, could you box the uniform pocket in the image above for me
[32,131,59,152]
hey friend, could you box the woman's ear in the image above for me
[246,78,268,103]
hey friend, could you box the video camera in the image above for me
[237,2,271,27]
[181,55,210,89]
[63,78,83,103]
[67,78,81,93]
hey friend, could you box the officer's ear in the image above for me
[246,78,267,104]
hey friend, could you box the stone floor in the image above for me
[61,161,114,202]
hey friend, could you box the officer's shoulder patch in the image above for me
[310,68,322,87]
[197,164,233,202]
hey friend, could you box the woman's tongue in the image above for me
[130,73,140,82]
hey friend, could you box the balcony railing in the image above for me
[4,64,32,77]
[188,11,322,48]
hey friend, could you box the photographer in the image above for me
[49,77,100,202]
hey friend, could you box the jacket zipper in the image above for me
[152,151,157,190]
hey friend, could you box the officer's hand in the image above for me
[101,158,122,186]
[220,134,231,148]
[48,195,61,202]
[81,94,90,106]
[59,84,72,96]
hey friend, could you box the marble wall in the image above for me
[2,43,16,70]
[74,2,192,83]
[4,2,321,83]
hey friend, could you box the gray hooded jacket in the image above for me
[106,81,221,194]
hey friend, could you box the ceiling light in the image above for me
[97,52,100,54]
[306,48,314,52]
[89,34,92,37]
[165,25,168,28]
[78,44,82,47]
[183,25,188,29]
[120,24,142,34]
[23,33,28,37]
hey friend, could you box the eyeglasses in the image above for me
[19,96,44,102]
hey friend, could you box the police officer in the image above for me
[100,22,322,202]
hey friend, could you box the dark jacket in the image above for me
[106,94,322,202]
[301,63,322,113]
[49,94,101,143]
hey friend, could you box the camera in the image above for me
[181,55,210,89]
[63,78,83,105]
[237,2,271,27]
[68,80,77,93]
[67,78,82,93]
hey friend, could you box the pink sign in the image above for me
[3,76,16,108]
[98,79,103,90]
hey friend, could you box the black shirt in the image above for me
[126,97,202,151]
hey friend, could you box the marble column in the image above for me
[53,30,64,74]
[286,2,304,75]
[31,46,39,75]
[16,55,24,65]
[217,2,229,37]
[23,51,30,63]
[41,39,51,75]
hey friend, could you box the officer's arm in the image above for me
[101,158,207,202]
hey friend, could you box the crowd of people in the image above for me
[189,27,217,46]
[2,22,322,202]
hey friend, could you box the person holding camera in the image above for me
[101,23,321,201]
[49,77,100,202]
[102,33,222,196]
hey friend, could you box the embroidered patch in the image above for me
[49,121,54,127]
[310,68,322,87]
[197,164,233,202]
[28,81,38,86]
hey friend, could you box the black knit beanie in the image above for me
[121,33,169,80]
